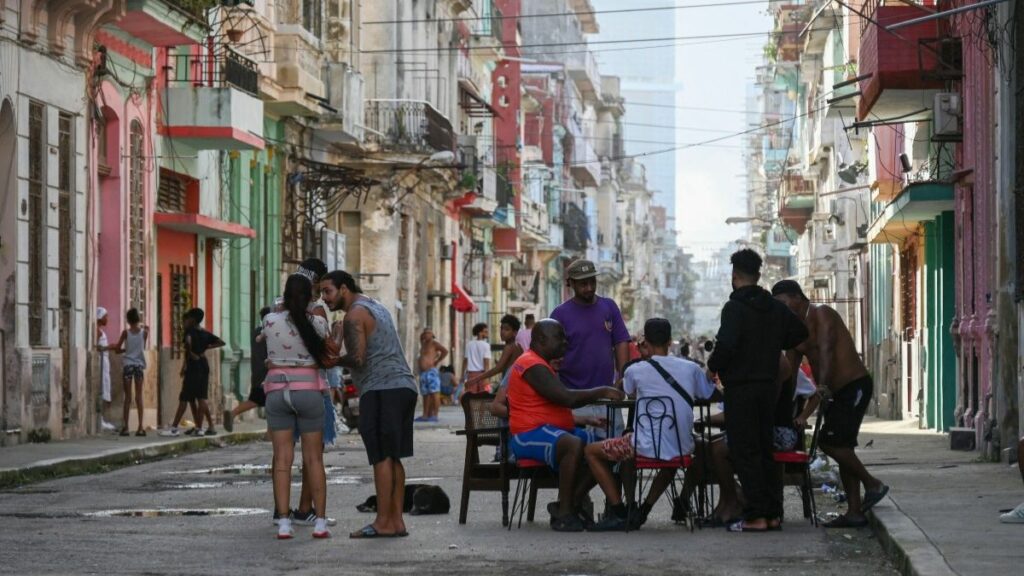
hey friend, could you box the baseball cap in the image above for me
[771,279,808,300]
[566,259,598,281]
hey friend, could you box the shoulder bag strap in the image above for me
[644,358,694,409]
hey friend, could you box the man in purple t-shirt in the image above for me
[550,259,631,439]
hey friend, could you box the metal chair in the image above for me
[773,404,824,526]
[629,395,696,531]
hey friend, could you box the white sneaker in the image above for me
[100,419,116,432]
[1000,502,1024,524]
[277,518,294,539]
[313,518,331,539]
[159,427,181,437]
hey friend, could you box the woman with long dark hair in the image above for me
[263,274,331,539]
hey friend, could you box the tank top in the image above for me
[349,297,416,396]
[123,328,146,369]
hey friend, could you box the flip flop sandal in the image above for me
[861,484,890,512]
[349,524,396,539]
[767,518,783,531]
[727,520,768,533]
[396,531,410,537]
[823,515,869,528]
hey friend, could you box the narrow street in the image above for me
[0,409,896,576]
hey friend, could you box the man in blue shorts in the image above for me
[507,319,623,531]
[416,328,448,422]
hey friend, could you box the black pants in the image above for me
[724,382,782,521]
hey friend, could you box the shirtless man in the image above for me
[416,329,449,422]
[772,280,889,528]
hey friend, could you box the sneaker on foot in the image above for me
[184,428,200,436]
[100,419,116,432]
[550,512,585,532]
[589,513,627,532]
[292,509,317,526]
[414,416,429,422]
[204,428,217,436]
[272,509,292,525]
[159,427,181,437]
[1000,502,1024,524]
[313,518,331,538]
[277,519,294,540]
[223,410,234,433]
[119,428,130,437]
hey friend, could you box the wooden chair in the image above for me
[455,392,510,526]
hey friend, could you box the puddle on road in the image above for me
[85,507,268,518]
[168,464,347,476]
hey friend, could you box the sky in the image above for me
[673,1,772,256]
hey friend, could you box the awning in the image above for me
[868,181,953,244]
[154,212,256,239]
[452,283,478,313]
[458,86,500,118]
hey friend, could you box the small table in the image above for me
[590,398,636,439]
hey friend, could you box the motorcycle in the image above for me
[338,369,359,430]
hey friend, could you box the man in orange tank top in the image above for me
[508,319,624,532]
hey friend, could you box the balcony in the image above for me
[318,62,365,145]
[598,247,624,280]
[857,3,950,121]
[568,0,600,34]
[867,181,953,244]
[470,0,503,51]
[364,99,455,155]
[116,0,206,47]
[566,50,602,102]
[520,197,550,245]
[160,49,264,150]
[563,202,589,253]
[267,29,326,117]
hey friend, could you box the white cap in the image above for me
[97,307,108,320]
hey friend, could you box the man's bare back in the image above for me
[796,304,867,392]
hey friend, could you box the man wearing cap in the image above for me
[772,279,888,529]
[550,259,631,439]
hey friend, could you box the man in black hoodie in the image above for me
[707,249,808,532]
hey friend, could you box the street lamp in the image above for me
[725,216,771,225]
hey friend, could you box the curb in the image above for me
[868,496,958,576]
[0,431,265,490]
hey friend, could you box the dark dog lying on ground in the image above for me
[356,484,450,515]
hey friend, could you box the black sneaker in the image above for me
[223,410,234,433]
[272,509,292,525]
[590,513,627,532]
[550,512,585,532]
[292,509,317,526]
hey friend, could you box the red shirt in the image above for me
[508,350,575,435]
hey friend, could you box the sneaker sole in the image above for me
[277,534,294,540]
[313,531,331,539]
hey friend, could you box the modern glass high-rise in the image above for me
[592,0,680,223]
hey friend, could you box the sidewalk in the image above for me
[0,421,267,489]
[857,418,1022,576]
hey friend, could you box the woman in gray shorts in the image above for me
[262,274,332,540]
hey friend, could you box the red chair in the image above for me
[630,396,697,531]
[507,457,555,530]
[772,410,823,526]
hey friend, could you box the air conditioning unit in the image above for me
[933,92,962,141]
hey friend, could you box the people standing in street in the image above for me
[113,308,148,436]
[1000,435,1024,523]
[416,328,449,422]
[707,250,808,533]
[320,270,418,539]
[466,314,524,392]
[263,274,332,540]
[550,259,631,440]
[462,323,492,395]
[772,279,889,528]
[95,308,116,432]
[223,306,272,433]
[161,308,225,437]
[516,313,536,353]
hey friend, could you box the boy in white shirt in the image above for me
[462,322,492,394]
[584,318,715,531]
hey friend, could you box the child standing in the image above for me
[162,308,225,436]
[114,308,149,436]
[96,308,116,431]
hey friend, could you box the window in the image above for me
[128,120,146,314]
[169,264,193,359]
[303,0,322,38]
[58,112,74,310]
[28,101,45,346]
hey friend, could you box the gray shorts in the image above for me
[266,389,325,435]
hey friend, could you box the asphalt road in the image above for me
[0,414,898,576]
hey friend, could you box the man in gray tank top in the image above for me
[320,271,417,539]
